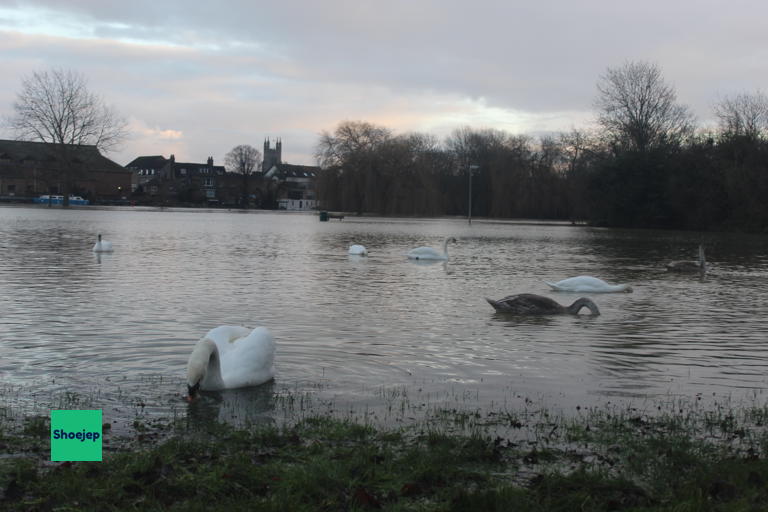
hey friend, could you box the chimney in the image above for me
[167,154,175,179]
[207,156,213,166]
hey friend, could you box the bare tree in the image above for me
[714,90,768,141]
[225,144,261,174]
[445,127,509,218]
[224,144,262,208]
[595,61,693,152]
[315,121,392,214]
[559,128,603,221]
[315,120,391,168]
[445,126,507,168]
[9,68,128,205]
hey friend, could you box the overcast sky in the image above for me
[0,0,765,167]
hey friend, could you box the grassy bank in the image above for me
[3,400,768,511]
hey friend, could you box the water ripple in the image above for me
[2,207,768,423]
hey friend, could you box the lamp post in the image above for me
[468,164,479,224]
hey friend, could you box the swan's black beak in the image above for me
[187,382,200,401]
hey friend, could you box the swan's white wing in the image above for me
[569,276,631,292]
[546,277,589,290]
[219,327,275,388]
[92,240,114,252]
[407,247,445,260]
[564,276,606,287]
[547,276,609,291]
[205,326,251,353]
[548,276,630,292]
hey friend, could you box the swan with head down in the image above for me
[186,325,275,400]
[545,276,633,293]
[407,237,456,260]
[485,294,600,315]
[666,245,706,273]
[348,244,368,256]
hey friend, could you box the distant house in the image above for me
[125,140,317,208]
[261,138,319,211]
[264,163,319,211]
[124,155,168,192]
[126,154,248,206]
[0,139,131,202]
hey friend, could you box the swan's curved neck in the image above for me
[442,238,450,256]
[187,338,223,388]
[569,298,600,315]
[698,245,706,269]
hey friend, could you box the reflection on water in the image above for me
[2,205,768,429]
[186,383,277,430]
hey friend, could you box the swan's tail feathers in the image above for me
[543,281,559,290]
[485,297,500,310]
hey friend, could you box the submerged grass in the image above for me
[4,396,768,510]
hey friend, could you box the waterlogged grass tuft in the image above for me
[3,395,768,510]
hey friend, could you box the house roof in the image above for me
[173,162,226,175]
[0,139,128,173]
[265,163,320,179]
[125,155,168,170]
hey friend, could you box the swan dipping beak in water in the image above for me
[485,293,600,315]
[186,325,275,400]
[407,237,456,260]
[348,244,368,256]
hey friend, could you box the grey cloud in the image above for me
[1,0,767,164]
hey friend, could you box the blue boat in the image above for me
[33,195,90,205]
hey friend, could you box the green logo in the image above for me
[50,410,103,462]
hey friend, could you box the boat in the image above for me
[33,195,90,206]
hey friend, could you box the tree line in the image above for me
[7,64,767,229]
[316,61,768,232]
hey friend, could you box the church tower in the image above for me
[263,138,282,172]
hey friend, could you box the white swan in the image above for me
[666,245,706,274]
[92,234,113,253]
[407,237,456,260]
[545,276,633,293]
[348,244,368,256]
[186,325,275,399]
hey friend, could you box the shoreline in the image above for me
[3,400,768,509]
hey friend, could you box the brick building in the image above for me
[126,154,261,206]
[0,139,131,202]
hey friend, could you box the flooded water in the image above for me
[2,205,768,430]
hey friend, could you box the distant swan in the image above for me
[666,245,706,273]
[485,294,600,315]
[348,244,368,256]
[92,234,113,253]
[407,237,456,260]
[186,325,275,400]
[545,276,633,293]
